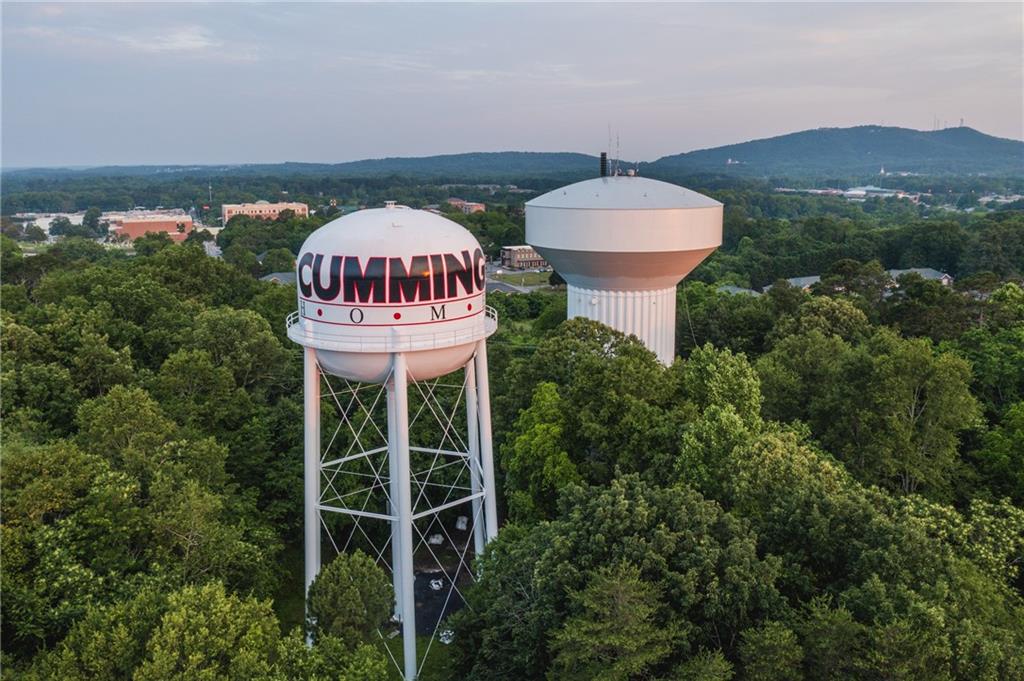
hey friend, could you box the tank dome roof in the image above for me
[299,206,478,257]
[527,176,721,211]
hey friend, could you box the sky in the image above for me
[2,2,1021,167]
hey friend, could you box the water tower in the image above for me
[287,204,499,680]
[525,163,722,364]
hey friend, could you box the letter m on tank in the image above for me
[343,257,387,304]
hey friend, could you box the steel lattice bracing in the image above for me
[303,342,497,680]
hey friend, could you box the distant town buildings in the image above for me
[446,198,486,214]
[113,214,193,242]
[14,208,196,242]
[766,268,953,292]
[979,194,1024,206]
[440,183,534,195]
[774,185,926,204]
[222,200,309,223]
[500,244,547,270]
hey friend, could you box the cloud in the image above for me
[6,13,257,63]
[115,26,221,54]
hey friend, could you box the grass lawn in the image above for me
[491,270,551,286]
[382,633,456,681]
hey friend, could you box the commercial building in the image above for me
[113,215,194,242]
[222,200,309,223]
[446,198,486,214]
[500,244,547,270]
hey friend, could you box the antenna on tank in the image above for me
[614,132,621,176]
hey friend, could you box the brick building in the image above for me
[500,244,547,270]
[113,215,193,242]
[446,198,486,214]
[222,200,309,223]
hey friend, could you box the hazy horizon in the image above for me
[1,122,1018,172]
[3,2,1021,168]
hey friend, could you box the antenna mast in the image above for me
[614,132,621,176]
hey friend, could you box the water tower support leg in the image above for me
[391,352,418,680]
[386,381,403,621]
[474,340,500,542]
[464,360,486,557]
[303,346,321,644]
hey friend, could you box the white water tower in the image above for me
[526,163,722,364]
[287,205,499,680]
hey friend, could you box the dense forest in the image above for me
[2,177,1023,680]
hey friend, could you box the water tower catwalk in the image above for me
[287,204,499,680]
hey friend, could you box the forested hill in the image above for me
[646,125,1024,177]
[4,126,1021,182]
[2,152,602,182]
[325,151,599,178]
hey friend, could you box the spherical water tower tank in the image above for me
[287,205,497,382]
[526,174,722,364]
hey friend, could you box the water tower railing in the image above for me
[285,306,498,353]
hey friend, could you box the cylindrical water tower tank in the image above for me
[526,175,722,364]
[287,205,497,382]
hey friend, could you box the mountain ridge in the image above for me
[644,125,1023,177]
[4,125,1021,180]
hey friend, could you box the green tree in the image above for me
[48,216,73,236]
[148,474,277,595]
[132,582,279,681]
[188,307,290,391]
[972,402,1024,503]
[673,343,763,428]
[24,224,47,242]
[869,331,981,494]
[223,242,263,276]
[550,562,680,681]
[945,324,1024,417]
[668,650,734,681]
[758,329,980,497]
[133,231,175,256]
[271,629,388,681]
[768,296,869,345]
[794,599,865,681]
[306,551,393,644]
[261,247,296,274]
[21,588,168,681]
[501,382,582,523]
[1,438,147,656]
[75,385,178,484]
[738,621,803,681]
[82,207,103,234]
[452,477,784,680]
[722,430,1024,679]
[882,274,974,342]
[815,259,891,317]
